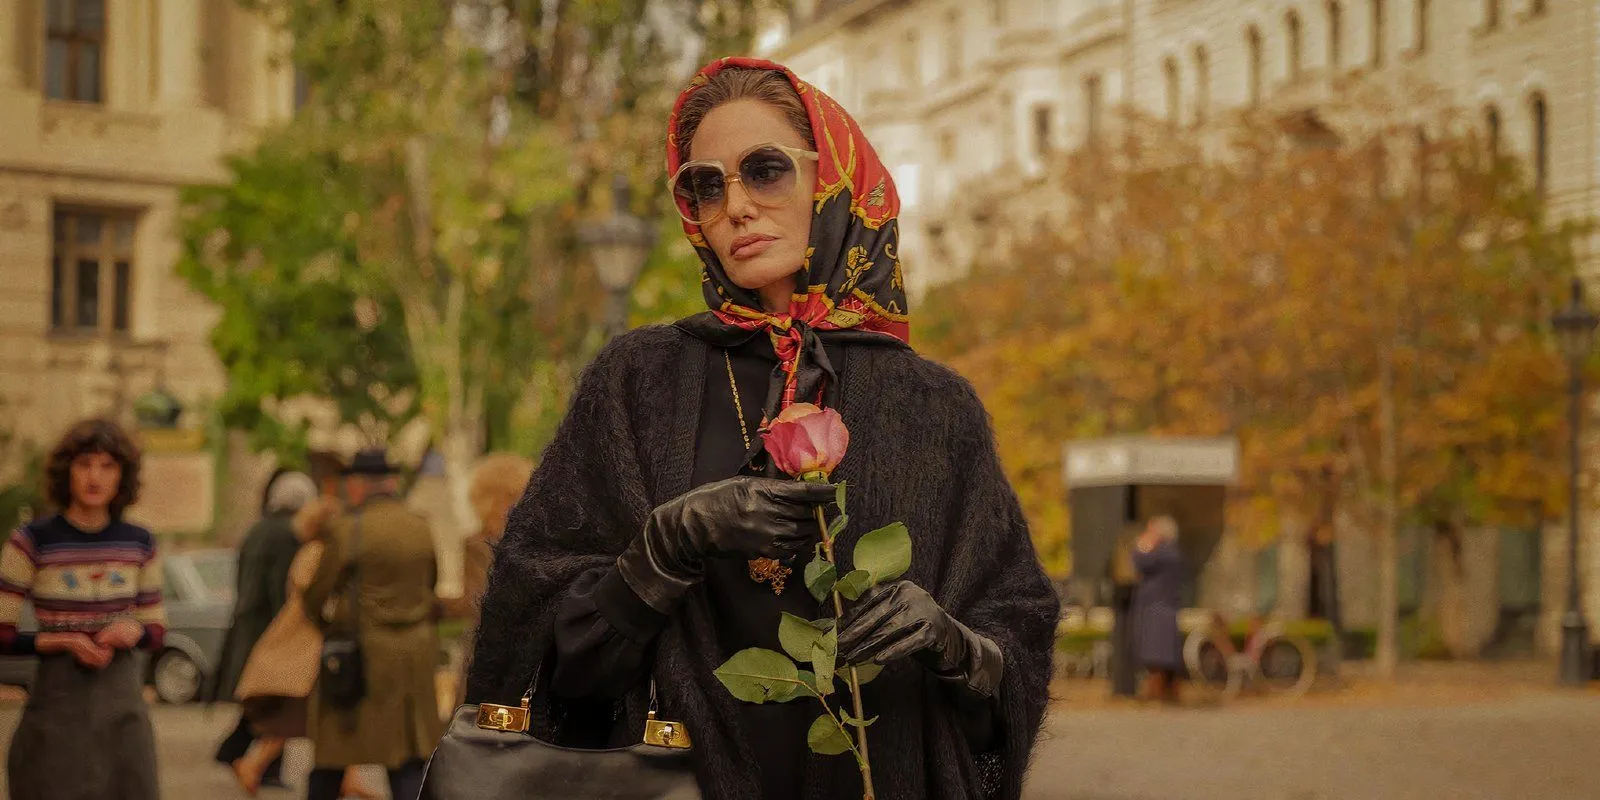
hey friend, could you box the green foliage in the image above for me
[834,570,873,601]
[177,132,421,455]
[778,613,832,663]
[713,647,801,704]
[806,714,853,756]
[853,523,912,584]
[804,555,838,603]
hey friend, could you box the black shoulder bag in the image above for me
[318,512,365,709]
[417,664,699,800]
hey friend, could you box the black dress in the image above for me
[550,335,825,800]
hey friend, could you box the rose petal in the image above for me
[774,402,824,425]
[763,420,821,477]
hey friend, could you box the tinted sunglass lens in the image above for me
[673,167,726,222]
[740,148,798,204]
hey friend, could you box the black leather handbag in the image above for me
[417,677,700,800]
[318,512,365,709]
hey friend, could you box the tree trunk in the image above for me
[1375,347,1401,678]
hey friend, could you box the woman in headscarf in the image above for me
[467,58,1059,800]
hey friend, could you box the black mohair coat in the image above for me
[466,324,1060,800]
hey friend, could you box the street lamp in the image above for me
[1553,276,1598,686]
[579,174,657,340]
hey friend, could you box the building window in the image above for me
[1415,0,1429,52]
[1032,105,1053,159]
[1530,93,1548,196]
[991,0,1006,26]
[1484,0,1500,30]
[44,0,105,103]
[52,208,136,334]
[1193,45,1210,125]
[1327,1,1343,69]
[1286,12,1303,81]
[902,29,921,87]
[1084,74,1103,146]
[1370,0,1385,67]
[1484,105,1501,163]
[1530,0,1547,14]
[944,10,962,79]
[1163,57,1180,126]
[1246,26,1263,108]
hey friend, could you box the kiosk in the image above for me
[1063,437,1239,696]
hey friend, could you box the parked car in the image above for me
[0,548,237,704]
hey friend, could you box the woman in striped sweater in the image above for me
[0,418,166,800]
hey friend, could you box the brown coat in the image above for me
[303,494,443,769]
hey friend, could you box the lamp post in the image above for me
[579,174,657,340]
[1553,276,1598,686]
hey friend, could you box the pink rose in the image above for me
[762,403,849,479]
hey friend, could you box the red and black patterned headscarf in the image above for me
[670,57,911,426]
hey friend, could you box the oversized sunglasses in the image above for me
[667,143,820,225]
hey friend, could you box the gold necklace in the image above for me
[727,349,790,596]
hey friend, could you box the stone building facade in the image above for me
[768,0,1599,292]
[0,0,294,536]
[768,0,1600,654]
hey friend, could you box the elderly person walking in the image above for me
[1132,516,1186,704]
[213,470,317,791]
[302,448,442,800]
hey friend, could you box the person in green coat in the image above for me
[302,449,443,800]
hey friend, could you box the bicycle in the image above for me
[1182,612,1318,701]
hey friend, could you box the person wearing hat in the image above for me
[301,448,443,800]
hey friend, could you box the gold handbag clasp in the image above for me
[642,681,691,749]
[476,691,531,733]
[643,711,692,749]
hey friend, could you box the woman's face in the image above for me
[688,99,816,310]
[69,451,121,511]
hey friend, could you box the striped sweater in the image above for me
[0,515,167,654]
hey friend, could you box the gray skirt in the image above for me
[7,651,159,800]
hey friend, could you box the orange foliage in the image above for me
[923,98,1591,576]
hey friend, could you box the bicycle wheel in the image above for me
[1258,635,1318,696]
[1183,630,1243,700]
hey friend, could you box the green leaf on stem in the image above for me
[807,714,853,756]
[835,569,873,601]
[779,613,831,663]
[773,670,817,703]
[828,513,849,538]
[714,648,801,704]
[848,663,883,685]
[841,711,879,728]
[805,555,838,603]
[811,627,838,692]
[853,522,912,584]
[835,481,847,515]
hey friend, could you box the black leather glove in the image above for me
[837,580,1005,699]
[617,477,835,612]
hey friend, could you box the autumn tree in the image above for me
[181,0,781,559]
[923,90,1588,674]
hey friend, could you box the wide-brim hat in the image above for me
[344,448,400,476]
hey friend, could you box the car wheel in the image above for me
[152,650,201,705]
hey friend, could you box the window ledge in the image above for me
[40,103,161,139]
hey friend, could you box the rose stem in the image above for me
[817,505,875,800]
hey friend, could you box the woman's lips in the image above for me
[730,235,776,260]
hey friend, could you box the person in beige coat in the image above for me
[230,484,379,799]
[302,449,443,800]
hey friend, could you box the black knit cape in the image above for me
[466,324,1060,800]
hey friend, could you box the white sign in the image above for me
[1063,437,1239,488]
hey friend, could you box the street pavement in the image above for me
[1,684,1598,799]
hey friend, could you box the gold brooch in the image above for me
[748,557,791,595]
